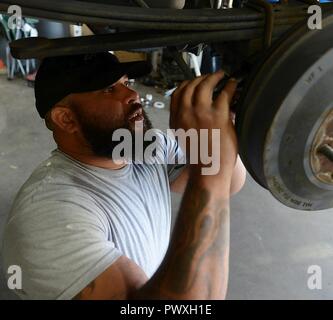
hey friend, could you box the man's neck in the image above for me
[58,146,127,170]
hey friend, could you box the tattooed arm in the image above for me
[75,71,238,300]
[133,71,237,299]
[133,170,231,299]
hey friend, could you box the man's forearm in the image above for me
[133,169,231,299]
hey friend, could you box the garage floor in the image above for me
[1,75,333,300]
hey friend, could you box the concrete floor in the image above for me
[1,75,333,300]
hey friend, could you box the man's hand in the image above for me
[170,71,238,184]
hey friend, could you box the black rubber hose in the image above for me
[0,0,264,22]
[10,24,293,59]
[1,0,325,23]
[0,2,320,31]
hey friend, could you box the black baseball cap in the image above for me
[35,52,152,118]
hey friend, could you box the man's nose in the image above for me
[123,86,140,105]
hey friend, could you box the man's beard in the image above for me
[74,107,153,161]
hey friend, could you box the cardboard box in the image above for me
[113,51,147,63]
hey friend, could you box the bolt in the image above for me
[318,144,333,162]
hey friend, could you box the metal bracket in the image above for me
[245,0,274,50]
[166,46,195,79]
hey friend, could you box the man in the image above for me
[2,52,246,300]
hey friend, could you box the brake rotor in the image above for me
[236,15,333,211]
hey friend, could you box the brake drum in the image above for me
[236,15,333,211]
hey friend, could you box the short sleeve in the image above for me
[163,130,187,183]
[2,198,122,300]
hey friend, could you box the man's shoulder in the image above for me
[17,149,76,192]
[10,150,95,215]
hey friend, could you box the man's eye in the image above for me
[125,81,130,87]
[104,86,115,93]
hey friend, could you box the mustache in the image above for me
[128,102,143,120]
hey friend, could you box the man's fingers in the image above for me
[170,76,206,127]
[170,71,232,128]
[170,80,189,126]
[171,80,189,112]
[180,74,210,110]
[214,78,238,114]
[192,70,225,110]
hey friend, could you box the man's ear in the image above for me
[50,106,78,134]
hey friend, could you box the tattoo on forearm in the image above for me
[147,178,230,299]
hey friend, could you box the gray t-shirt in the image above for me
[2,130,185,300]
